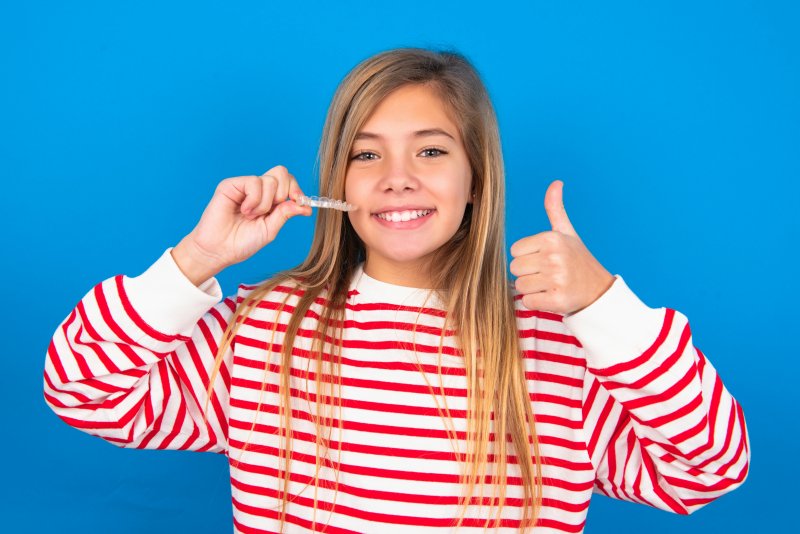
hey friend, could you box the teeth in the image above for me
[376,209,432,222]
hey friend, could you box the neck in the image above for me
[363,256,435,288]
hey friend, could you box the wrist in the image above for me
[571,271,616,316]
[171,237,225,287]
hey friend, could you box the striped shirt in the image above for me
[43,248,749,533]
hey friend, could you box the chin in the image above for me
[376,245,441,266]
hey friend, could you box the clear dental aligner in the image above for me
[296,195,358,212]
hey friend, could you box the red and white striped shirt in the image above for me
[44,249,749,533]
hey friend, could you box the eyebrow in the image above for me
[353,128,456,141]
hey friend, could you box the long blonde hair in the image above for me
[205,47,542,531]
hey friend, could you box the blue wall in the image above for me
[3,0,797,531]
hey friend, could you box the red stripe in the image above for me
[640,446,687,514]
[258,285,449,319]
[75,300,122,373]
[233,356,584,412]
[48,321,75,385]
[232,461,589,513]
[630,428,658,508]
[228,417,589,466]
[233,484,588,533]
[523,349,585,367]
[602,420,626,502]
[55,392,146,433]
[232,500,364,534]
[644,391,704,428]
[236,340,467,375]
[669,411,708,446]
[244,315,455,338]
[138,359,172,449]
[590,308,674,376]
[588,390,616,459]
[44,369,133,411]
[197,317,230,439]
[229,398,580,443]
[525,371,583,388]
[518,328,581,347]
[234,357,468,397]
[44,342,92,404]
[600,321,691,391]
[228,437,593,483]
[116,343,147,367]
[154,361,187,449]
[237,333,464,358]
[693,399,737,468]
[170,346,220,450]
[514,305,564,323]
[61,314,93,380]
[231,374,582,423]
[624,361,697,411]
[663,439,748,493]
[686,364,728,464]
[114,275,191,343]
[94,281,141,346]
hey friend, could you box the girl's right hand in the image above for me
[172,165,313,286]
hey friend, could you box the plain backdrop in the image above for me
[2,0,797,532]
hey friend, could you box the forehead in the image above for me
[357,84,460,139]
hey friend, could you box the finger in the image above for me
[509,254,543,278]
[521,292,550,312]
[260,165,297,203]
[261,165,290,189]
[274,172,292,203]
[239,176,263,215]
[544,180,578,237]
[514,273,548,296]
[250,175,278,218]
[288,178,307,203]
[510,232,549,258]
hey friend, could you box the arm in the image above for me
[565,276,750,513]
[43,248,238,453]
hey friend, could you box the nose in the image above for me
[377,154,419,194]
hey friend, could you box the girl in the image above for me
[44,48,749,533]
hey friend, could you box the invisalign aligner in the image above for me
[296,195,358,212]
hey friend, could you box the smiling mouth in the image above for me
[373,209,435,222]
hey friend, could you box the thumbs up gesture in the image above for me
[509,180,615,315]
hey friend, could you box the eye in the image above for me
[420,147,448,157]
[351,151,378,161]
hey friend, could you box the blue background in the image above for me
[2,0,797,532]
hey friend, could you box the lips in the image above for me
[372,204,435,213]
[370,207,436,229]
[375,209,433,222]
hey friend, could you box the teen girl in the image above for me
[44,48,749,533]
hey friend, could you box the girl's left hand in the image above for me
[509,180,616,315]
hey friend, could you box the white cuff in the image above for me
[563,275,665,371]
[124,248,223,336]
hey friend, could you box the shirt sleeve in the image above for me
[43,248,241,454]
[564,275,750,513]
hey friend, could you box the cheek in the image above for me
[344,174,365,201]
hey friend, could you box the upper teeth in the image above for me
[376,209,432,222]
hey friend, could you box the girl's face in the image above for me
[345,84,472,287]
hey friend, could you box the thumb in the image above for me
[264,199,311,239]
[544,180,578,236]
